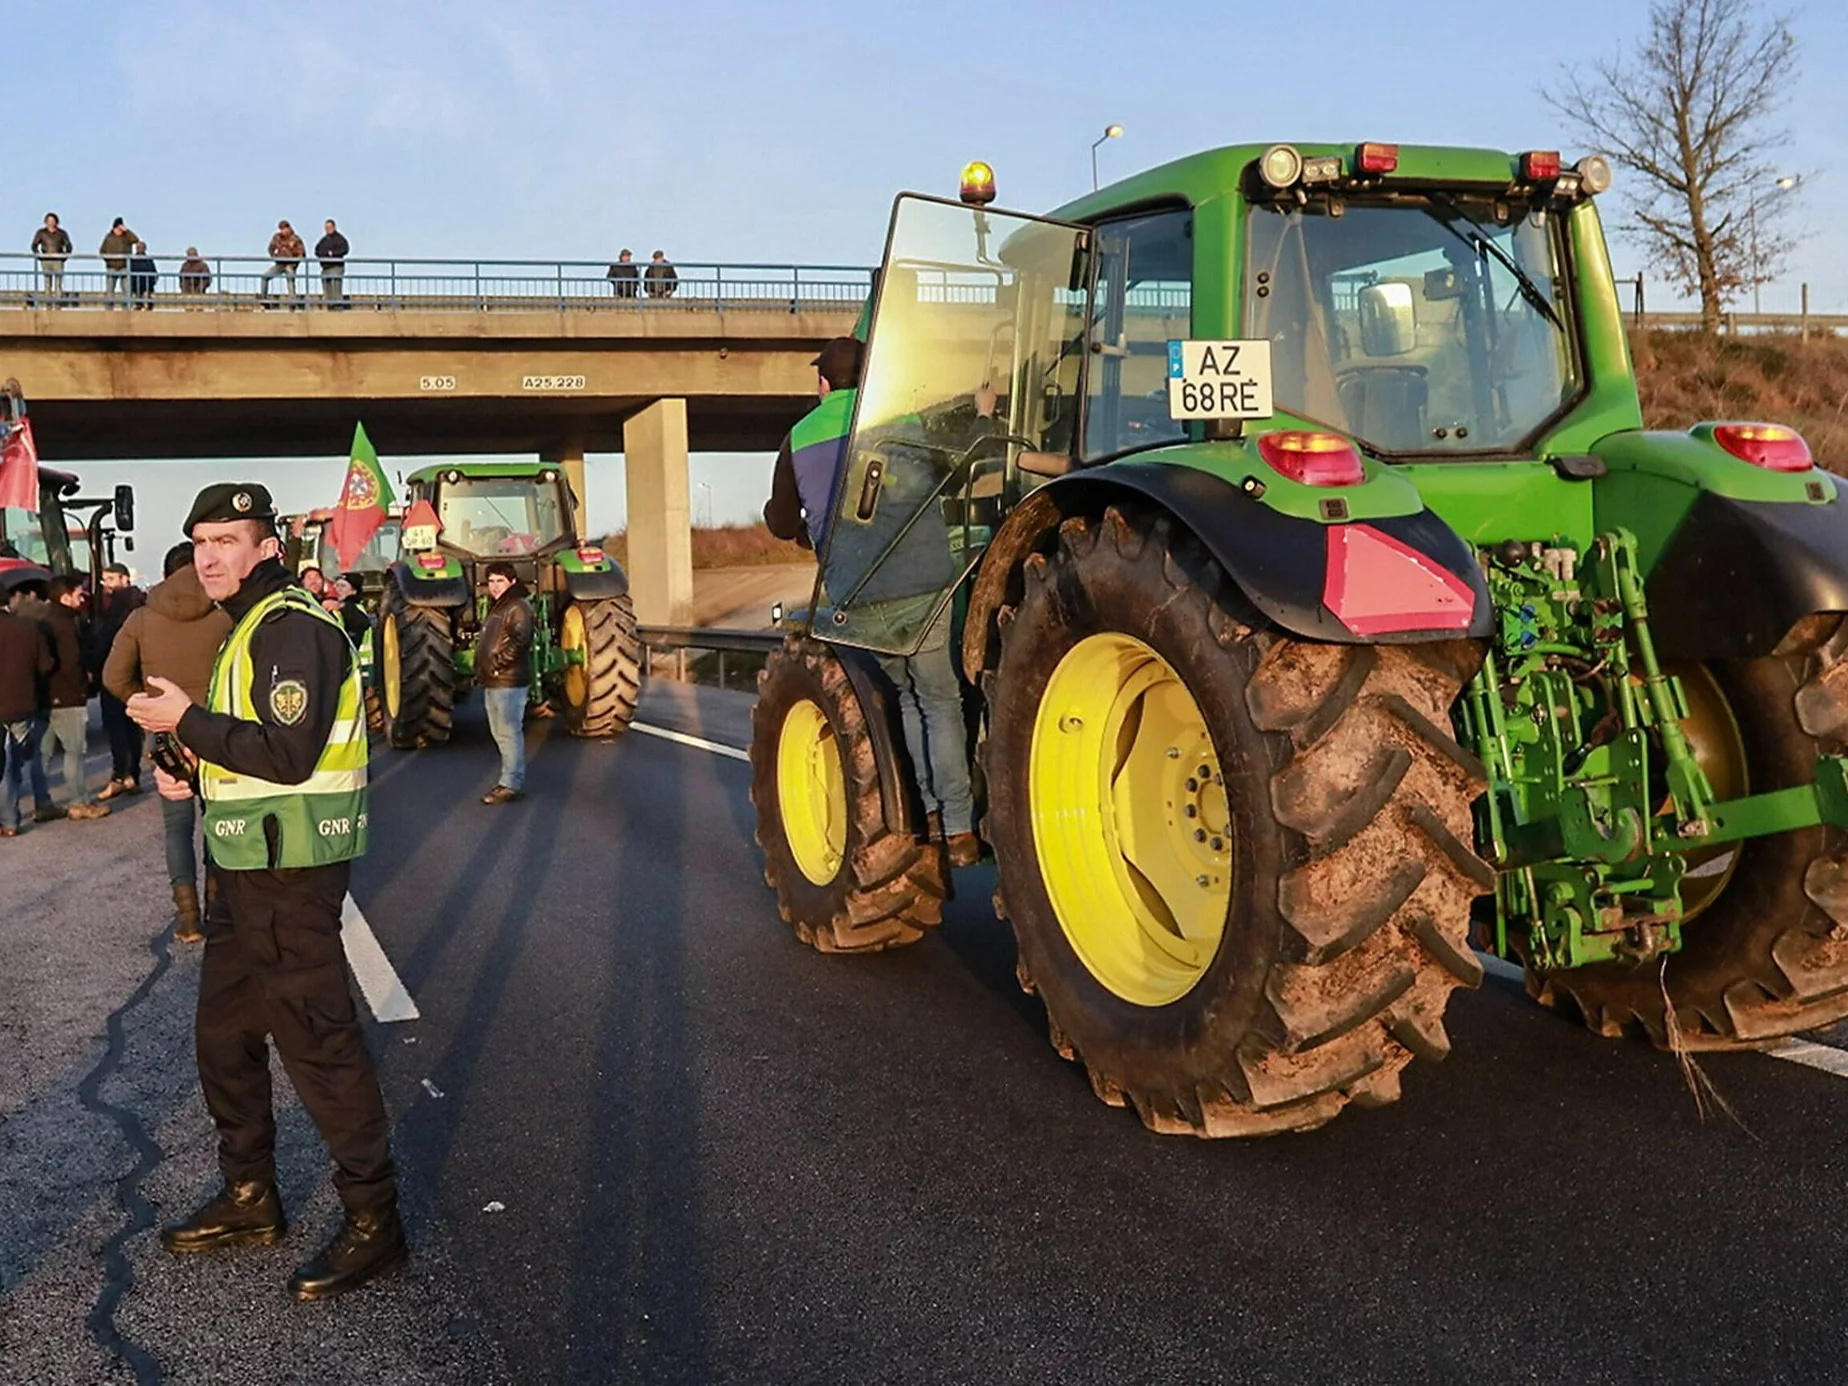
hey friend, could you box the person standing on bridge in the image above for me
[316,219,349,309]
[262,220,306,308]
[607,248,640,299]
[179,247,212,306]
[477,561,534,805]
[127,483,405,1300]
[30,214,72,308]
[644,249,678,299]
[99,217,136,308]
[104,541,233,943]
[128,240,159,310]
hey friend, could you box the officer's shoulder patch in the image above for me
[270,678,309,726]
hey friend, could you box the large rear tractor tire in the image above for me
[381,590,456,750]
[1532,620,1848,1047]
[749,638,947,953]
[983,506,1491,1136]
[558,596,641,739]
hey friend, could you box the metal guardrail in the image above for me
[0,252,873,315]
[637,624,781,691]
[1636,310,1845,335]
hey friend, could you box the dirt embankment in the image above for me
[1633,330,1848,467]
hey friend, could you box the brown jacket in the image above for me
[103,564,233,707]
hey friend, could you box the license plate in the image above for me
[1166,340,1274,420]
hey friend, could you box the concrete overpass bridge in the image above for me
[0,253,868,623]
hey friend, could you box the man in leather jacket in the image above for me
[477,561,534,805]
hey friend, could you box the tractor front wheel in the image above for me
[381,589,455,750]
[749,638,946,952]
[983,506,1491,1136]
[557,596,641,739]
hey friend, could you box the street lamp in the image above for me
[1748,173,1802,317]
[698,481,713,529]
[1091,124,1123,191]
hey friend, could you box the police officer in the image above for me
[126,483,405,1301]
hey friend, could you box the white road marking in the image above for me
[627,728,1848,1082]
[630,721,751,763]
[340,893,421,1023]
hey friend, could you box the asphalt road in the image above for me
[10,683,1848,1384]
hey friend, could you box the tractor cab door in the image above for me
[815,195,1091,656]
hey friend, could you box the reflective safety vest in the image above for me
[199,588,369,870]
[788,388,855,550]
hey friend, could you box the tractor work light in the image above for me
[1521,150,1562,182]
[1256,431,1366,487]
[959,161,997,206]
[1301,155,1344,185]
[1576,154,1613,195]
[1354,142,1399,175]
[1258,144,1303,189]
[1711,423,1814,472]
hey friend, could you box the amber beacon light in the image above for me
[960,161,997,206]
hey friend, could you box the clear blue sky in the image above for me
[12,0,1845,563]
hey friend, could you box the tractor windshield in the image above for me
[0,492,74,574]
[320,519,401,574]
[819,195,1090,654]
[1245,197,1581,456]
[437,477,569,557]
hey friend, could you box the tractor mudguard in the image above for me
[560,562,630,602]
[1646,490,1848,660]
[834,645,927,838]
[961,462,1490,680]
[386,560,470,608]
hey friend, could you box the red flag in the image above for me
[327,422,396,571]
[0,417,39,511]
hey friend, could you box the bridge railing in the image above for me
[0,253,873,314]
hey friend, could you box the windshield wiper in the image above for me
[1428,198,1563,331]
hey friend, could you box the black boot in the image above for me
[288,1205,408,1301]
[160,1180,286,1253]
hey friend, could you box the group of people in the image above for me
[26,213,352,309]
[605,248,679,298]
[4,484,414,1299]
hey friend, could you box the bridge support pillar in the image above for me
[545,446,589,541]
[623,398,693,628]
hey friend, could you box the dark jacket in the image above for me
[179,256,212,292]
[175,559,352,788]
[644,258,678,298]
[100,227,135,269]
[0,607,55,723]
[31,227,72,257]
[103,564,233,707]
[129,254,158,294]
[315,232,349,265]
[476,584,534,689]
[42,603,88,709]
[87,584,145,677]
[607,261,640,298]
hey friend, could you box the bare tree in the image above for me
[1544,0,1800,331]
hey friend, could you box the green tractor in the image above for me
[380,461,641,747]
[750,144,1848,1137]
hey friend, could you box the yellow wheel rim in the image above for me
[382,614,403,720]
[1671,662,1749,922]
[1030,633,1231,1006]
[561,604,588,708]
[778,699,848,886]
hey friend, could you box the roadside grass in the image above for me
[1633,329,1848,468]
[599,523,812,571]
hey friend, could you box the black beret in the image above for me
[184,483,278,536]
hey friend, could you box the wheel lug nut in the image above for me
[1210,837,1224,852]
[1185,777,1198,792]
[1184,804,1197,818]
[1195,828,1207,842]
[1195,875,1210,887]
[1166,747,1180,759]
[1198,764,1211,778]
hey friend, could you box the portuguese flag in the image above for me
[328,422,395,571]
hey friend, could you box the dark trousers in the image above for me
[197,859,396,1213]
[99,691,142,781]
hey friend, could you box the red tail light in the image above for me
[576,546,606,564]
[1521,150,1562,181]
[1711,422,1812,471]
[415,552,449,571]
[1355,142,1399,175]
[1257,431,1366,487]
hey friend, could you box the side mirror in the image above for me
[1358,282,1417,357]
[113,484,135,531]
[1423,266,1464,301]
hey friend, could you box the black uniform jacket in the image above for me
[176,559,352,788]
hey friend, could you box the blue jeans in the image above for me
[877,609,974,836]
[162,793,203,885]
[2,716,49,828]
[482,686,528,791]
[42,705,93,805]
